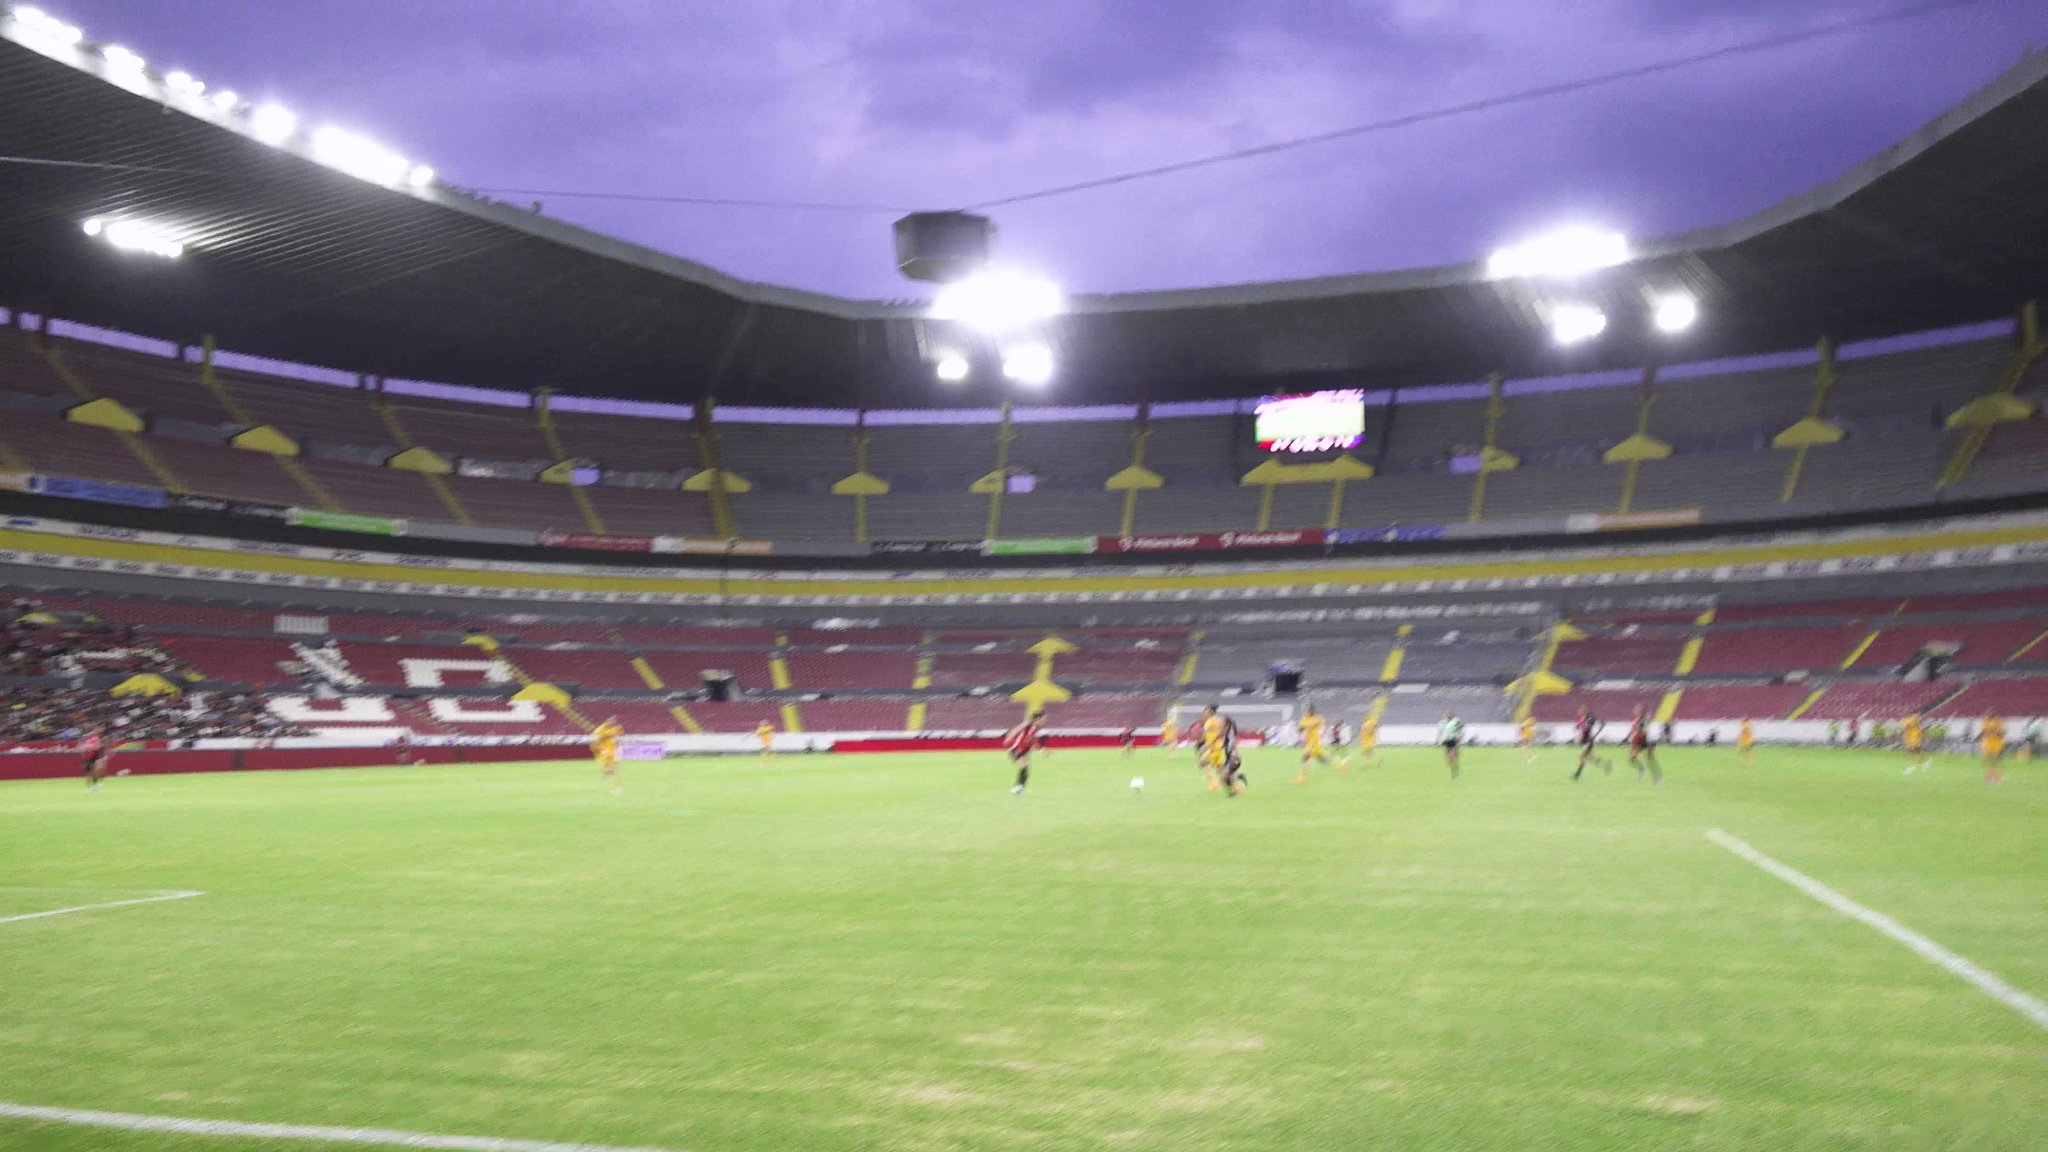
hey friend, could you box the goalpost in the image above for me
[1168,700,1295,744]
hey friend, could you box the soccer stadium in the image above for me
[1,4,2045,1150]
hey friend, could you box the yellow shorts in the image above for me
[1983,739,2005,758]
[1304,740,1324,757]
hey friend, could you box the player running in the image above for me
[80,726,107,792]
[1006,710,1046,794]
[1200,705,1228,791]
[1438,711,1464,779]
[1626,708,1662,785]
[1980,715,2006,784]
[1213,710,1248,797]
[1294,705,1345,784]
[2021,716,2041,761]
[755,719,777,763]
[1159,715,1178,756]
[1120,725,1137,759]
[1570,708,1608,781]
[1737,718,1756,765]
[591,716,625,794]
[1901,712,1927,774]
[1357,713,1379,764]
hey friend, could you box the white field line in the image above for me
[1706,828,2048,1031]
[0,1101,687,1151]
[0,889,205,925]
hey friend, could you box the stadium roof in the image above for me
[3,24,2047,408]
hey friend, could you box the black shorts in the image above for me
[1008,747,1031,763]
[1441,739,1460,750]
[1631,739,1653,753]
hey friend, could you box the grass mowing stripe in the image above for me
[0,1102,685,1152]
[1705,828,2048,1030]
[0,890,204,926]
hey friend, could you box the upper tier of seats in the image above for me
[5,320,2042,544]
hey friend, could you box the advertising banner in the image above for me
[1325,524,1447,546]
[984,536,1096,556]
[289,508,403,536]
[538,529,654,553]
[652,536,774,557]
[1095,529,1323,553]
[867,539,986,556]
[35,474,167,509]
[1565,509,1704,534]
[167,492,291,521]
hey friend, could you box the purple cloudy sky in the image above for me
[50,0,2048,297]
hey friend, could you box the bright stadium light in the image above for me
[210,89,240,111]
[1001,343,1055,386]
[99,43,144,73]
[10,6,84,47]
[1549,303,1607,345]
[930,269,1064,333]
[249,103,298,145]
[82,217,184,259]
[1487,226,1630,280]
[933,354,971,382]
[164,70,203,97]
[1653,292,1699,333]
[310,125,411,186]
[406,164,435,188]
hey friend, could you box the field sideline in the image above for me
[2,746,2043,1152]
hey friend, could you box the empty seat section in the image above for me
[60,341,235,425]
[1042,695,1166,729]
[1928,679,2048,718]
[1853,623,2035,669]
[552,411,701,472]
[796,699,913,731]
[224,372,391,445]
[442,475,584,531]
[1671,684,1811,720]
[1553,633,1688,675]
[688,701,787,732]
[1692,626,1865,674]
[642,651,776,693]
[159,635,302,685]
[337,643,507,687]
[1530,689,1665,723]
[923,697,1026,730]
[1798,681,1948,720]
[297,458,454,520]
[1053,649,1183,684]
[6,413,161,486]
[784,651,918,689]
[504,649,649,690]
[388,398,549,462]
[928,651,1039,687]
[582,486,718,537]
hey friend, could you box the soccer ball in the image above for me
[1130,776,1144,793]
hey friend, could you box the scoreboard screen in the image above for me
[1255,390,1365,453]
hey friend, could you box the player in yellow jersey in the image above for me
[1293,706,1346,784]
[1737,718,1756,765]
[591,716,625,794]
[1160,716,1178,756]
[1357,714,1379,764]
[1517,714,1538,762]
[1900,712,1926,774]
[755,719,776,763]
[1980,715,2006,784]
[1200,705,1227,791]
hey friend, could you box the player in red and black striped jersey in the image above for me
[1627,708,1663,784]
[1570,709,1609,781]
[1006,712,1046,794]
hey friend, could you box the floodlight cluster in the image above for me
[928,268,1065,387]
[82,217,183,259]
[1488,226,1700,346]
[2,4,436,191]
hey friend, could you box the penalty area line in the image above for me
[0,1102,688,1152]
[0,889,205,926]
[1705,828,2048,1031]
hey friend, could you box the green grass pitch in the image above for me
[1,745,2043,1151]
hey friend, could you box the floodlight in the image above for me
[1652,292,1698,333]
[210,89,239,111]
[11,6,83,46]
[249,103,298,145]
[1001,343,1055,386]
[405,165,435,188]
[82,217,183,259]
[933,354,970,382]
[1549,303,1607,345]
[310,125,410,186]
[100,44,144,72]
[164,70,203,96]
[1487,226,1630,280]
[930,269,1064,333]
